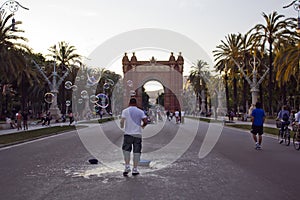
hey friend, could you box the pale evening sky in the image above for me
[2,0,298,89]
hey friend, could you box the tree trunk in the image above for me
[242,77,248,113]
[282,83,287,105]
[233,76,238,113]
[259,84,263,109]
[224,74,230,112]
[268,42,273,115]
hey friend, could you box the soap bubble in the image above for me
[103,83,110,90]
[66,100,71,107]
[81,90,89,99]
[64,81,73,90]
[44,92,54,104]
[106,78,114,86]
[127,80,133,87]
[95,93,109,108]
[130,90,136,96]
[90,95,99,104]
[78,98,83,104]
[72,85,78,91]
[87,67,101,86]
[75,76,81,82]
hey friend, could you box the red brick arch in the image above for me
[122,52,183,112]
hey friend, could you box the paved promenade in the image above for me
[1,117,299,200]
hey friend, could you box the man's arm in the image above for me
[141,117,148,129]
[120,118,125,128]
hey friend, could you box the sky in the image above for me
[2,0,298,90]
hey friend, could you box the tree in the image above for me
[213,33,242,113]
[274,39,300,107]
[0,13,39,114]
[189,60,211,114]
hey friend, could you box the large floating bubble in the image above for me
[87,67,101,86]
[95,93,109,108]
[44,92,54,104]
[65,81,73,90]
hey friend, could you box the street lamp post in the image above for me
[284,0,300,33]
[32,59,69,121]
[231,53,270,107]
[0,0,28,30]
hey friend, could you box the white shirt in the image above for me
[121,106,147,135]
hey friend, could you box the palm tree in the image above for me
[189,60,211,114]
[213,33,242,114]
[0,13,40,114]
[251,11,297,114]
[47,41,82,114]
[0,13,28,83]
[274,38,300,107]
[214,59,230,112]
[274,40,300,85]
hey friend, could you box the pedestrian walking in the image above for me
[166,110,170,121]
[46,111,51,126]
[120,98,148,176]
[68,111,74,125]
[10,113,16,128]
[250,102,265,150]
[175,109,180,124]
[22,111,28,130]
[181,110,185,124]
[16,111,22,130]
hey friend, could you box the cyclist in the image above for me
[293,109,300,143]
[276,105,290,144]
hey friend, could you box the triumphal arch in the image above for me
[122,52,183,112]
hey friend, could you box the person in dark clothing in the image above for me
[251,102,265,150]
[22,111,28,130]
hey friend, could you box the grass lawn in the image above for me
[187,116,297,137]
[78,117,116,124]
[226,124,297,137]
[0,125,86,147]
[0,117,115,147]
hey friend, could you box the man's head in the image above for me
[129,98,137,106]
[255,102,261,109]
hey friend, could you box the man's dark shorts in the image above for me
[122,134,142,153]
[251,125,264,135]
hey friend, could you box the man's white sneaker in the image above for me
[123,166,131,176]
[132,168,140,176]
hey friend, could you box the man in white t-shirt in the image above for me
[174,110,180,124]
[120,98,148,176]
